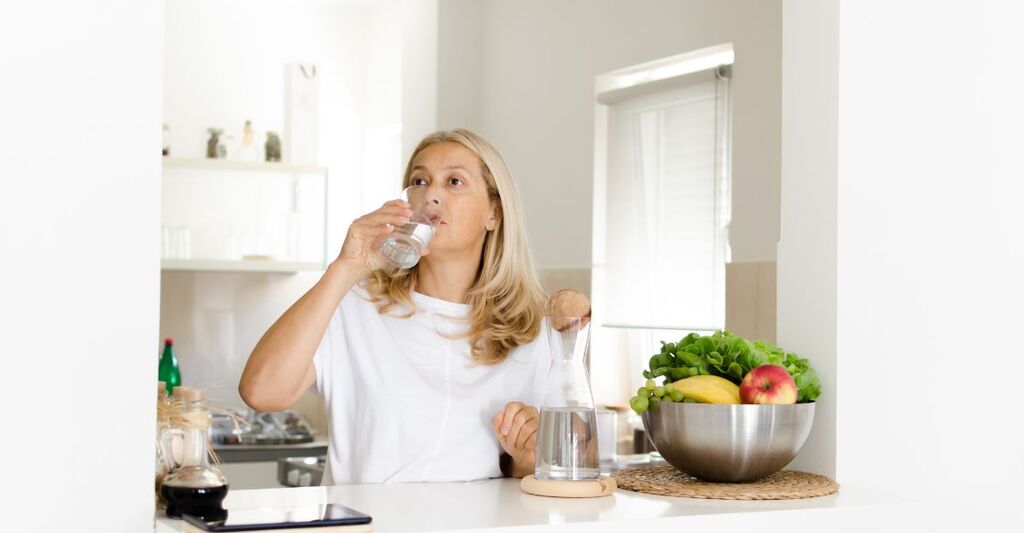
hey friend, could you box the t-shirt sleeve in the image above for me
[312,304,346,400]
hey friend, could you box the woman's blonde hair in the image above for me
[363,129,547,364]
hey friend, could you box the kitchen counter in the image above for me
[154,476,903,533]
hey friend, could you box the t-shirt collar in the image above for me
[411,290,471,318]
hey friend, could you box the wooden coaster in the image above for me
[612,465,838,500]
[520,475,616,498]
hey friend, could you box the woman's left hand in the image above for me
[492,401,540,477]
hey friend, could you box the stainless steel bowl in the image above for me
[641,402,815,482]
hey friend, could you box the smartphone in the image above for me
[182,503,371,531]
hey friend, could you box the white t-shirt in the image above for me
[312,284,551,485]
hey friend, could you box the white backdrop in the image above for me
[0,1,163,532]
[781,0,1024,529]
[834,0,1024,513]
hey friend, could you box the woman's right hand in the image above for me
[335,200,415,272]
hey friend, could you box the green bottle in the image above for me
[158,338,181,395]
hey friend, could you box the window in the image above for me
[591,46,733,405]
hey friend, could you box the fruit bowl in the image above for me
[641,401,814,482]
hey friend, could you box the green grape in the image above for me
[682,397,699,403]
[649,396,662,410]
[669,389,684,402]
[637,386,648,398]
[645,379,656,390]
[664,383,676,394]
[630,395,650,414]
[654,386,666,398]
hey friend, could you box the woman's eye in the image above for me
[448,176,463,187]
[411,177,428,186]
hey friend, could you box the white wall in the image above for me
[0,1,162,532]
[470,0,783,268]
[400,0,439,160]
[779,0,1024,526]
[834,0,1023,517]
[777,0,839,477]
[362,0,405,208]
[436,0,483,133]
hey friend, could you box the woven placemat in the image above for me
[612,465,838,500]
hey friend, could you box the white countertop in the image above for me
[154,476,903,533]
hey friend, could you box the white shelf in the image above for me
[161,259,325,273]
[162,157,326,175]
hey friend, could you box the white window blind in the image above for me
[601,68,731,331]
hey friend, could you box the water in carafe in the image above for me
[535,407,600,480]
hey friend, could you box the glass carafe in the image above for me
[160,387,228,520]
[534,315,601,481]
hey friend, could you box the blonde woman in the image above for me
[239,129,552,484]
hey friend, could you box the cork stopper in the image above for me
[158,381,167,395]
[177,387,205,403]
[546,289,592,332]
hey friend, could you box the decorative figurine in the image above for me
[238,120,259,162]
[241,120,255,148]
[265,131,282,162]
[206,128,224,159]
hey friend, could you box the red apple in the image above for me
[739,364,798,404]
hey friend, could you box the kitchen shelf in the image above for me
[162,157,326,175]
[161,259,325,273]
[161,155,329,271]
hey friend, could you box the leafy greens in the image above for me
[642,331,821,403]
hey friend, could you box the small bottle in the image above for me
[158,338,181,395]
[159,387,228,520]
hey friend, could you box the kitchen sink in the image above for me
[278,456,326,487]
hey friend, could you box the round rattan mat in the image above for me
[612,465,839,500]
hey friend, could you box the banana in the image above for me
[671,375,741,404]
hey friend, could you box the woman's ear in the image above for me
[486,201,499,231]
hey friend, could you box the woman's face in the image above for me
[408,142,496,255]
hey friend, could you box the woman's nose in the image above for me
[425,184,443,204]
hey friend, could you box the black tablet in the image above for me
[182,503,372,531]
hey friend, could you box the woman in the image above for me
[239,129,552,484]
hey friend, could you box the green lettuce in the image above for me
[641,331,821,403]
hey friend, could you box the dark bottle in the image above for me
[160,484,228,520]
[159,387,229,519]
[158,338,181,395]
